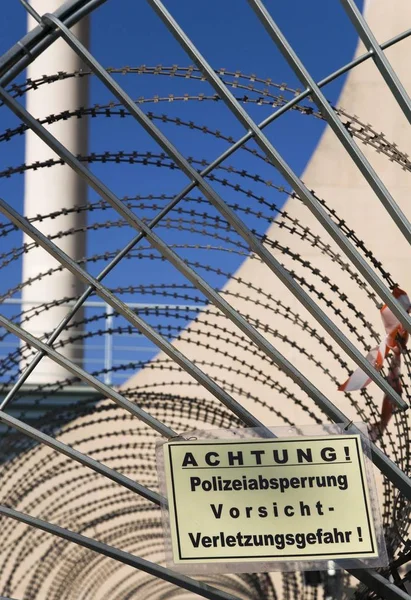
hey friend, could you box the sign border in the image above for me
[167,436,376,561]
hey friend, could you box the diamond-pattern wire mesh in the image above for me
[0,0,411,598]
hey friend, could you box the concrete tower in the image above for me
[21,1,88,384]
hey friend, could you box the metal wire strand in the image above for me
[340,0,411,124]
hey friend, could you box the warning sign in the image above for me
[159,434,379,569]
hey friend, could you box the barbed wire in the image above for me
[0,65,410,599]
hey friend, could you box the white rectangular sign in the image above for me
[157,428,386,573]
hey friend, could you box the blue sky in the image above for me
[0,0,363,384]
